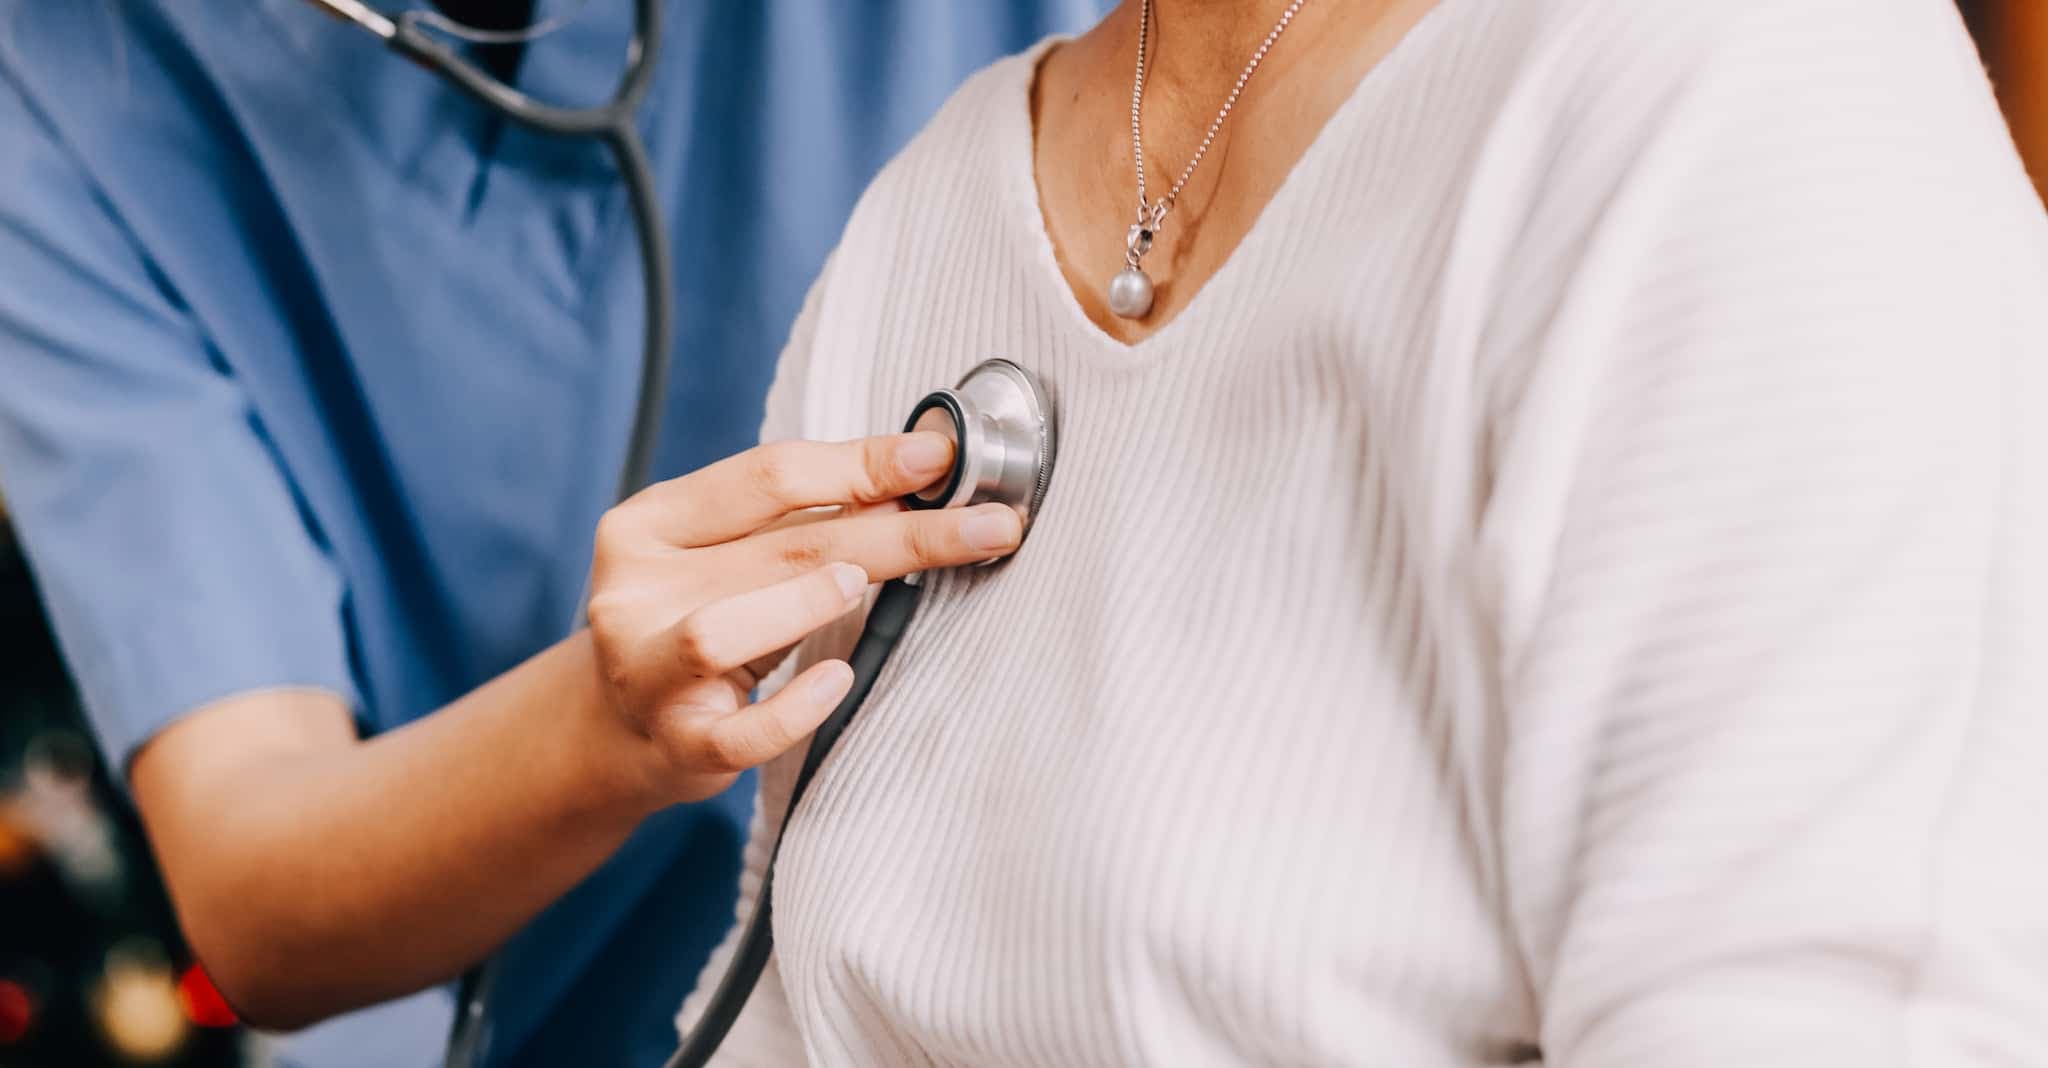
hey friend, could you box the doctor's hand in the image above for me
[581,431,1022,811]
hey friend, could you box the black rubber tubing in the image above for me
[665,577,925,1068]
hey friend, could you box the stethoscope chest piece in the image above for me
[902,359,1057,547]
[661,359,1054,1068]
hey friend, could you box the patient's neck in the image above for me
[1146,0,1304,49]
[1033,0,1434,340]
[1124,0,1396,124]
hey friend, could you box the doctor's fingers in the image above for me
[620,434,954,548]
[750,497,905,536]
[720,502,1022,587]
[683,660,855,775]
[646,562,870,685]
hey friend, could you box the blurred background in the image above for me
[3,6,2045,1067]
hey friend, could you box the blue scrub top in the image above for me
[0,2,1098,1065]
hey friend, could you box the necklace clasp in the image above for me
[1124,200,1170,267]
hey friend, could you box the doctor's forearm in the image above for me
[124,434,1002,1029]
[131,631,656,1029]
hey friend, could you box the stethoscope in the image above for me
[670,357,1056,1067]
[306,4,1059,1065]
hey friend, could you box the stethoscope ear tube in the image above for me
[666,578,924,1068]
[399,2,673,1060]
[350,0,673,506]
[380,1,662,135]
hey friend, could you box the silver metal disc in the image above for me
[901,358,1057,545]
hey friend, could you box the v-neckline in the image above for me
[1003,6,1458,361]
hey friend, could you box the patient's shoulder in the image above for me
[1526,0,1968,61]
[1449,0,1988,143]
[1449,0,2019,248]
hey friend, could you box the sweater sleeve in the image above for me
[0,49,360,770]
[1477,2,2048,1064]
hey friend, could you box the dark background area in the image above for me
[1,522,243,1066]
[3,6,2045,1066]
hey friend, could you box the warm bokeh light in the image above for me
[0,810,36,878]
[93,943,190,1063]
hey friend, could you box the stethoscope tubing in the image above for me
[336,4,672,1064]
[381,1,673,502]
[666,577,925,1068]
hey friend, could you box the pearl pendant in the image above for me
[1107,265,1154,320]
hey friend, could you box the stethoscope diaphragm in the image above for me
[901,358,1056,548]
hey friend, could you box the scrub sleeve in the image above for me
[0,74,359,769]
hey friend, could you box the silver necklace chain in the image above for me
[1127,0,1309,242]
[1106,0,1309,319]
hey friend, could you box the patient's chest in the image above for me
[751,32,1540,1055]
[764,279,1527,1063]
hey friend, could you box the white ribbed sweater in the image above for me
[680,1,2048,1063]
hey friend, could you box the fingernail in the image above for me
[829,562,868,603]
[960,506,1022,552]
[809,661,855,702]
[897,433,953,478]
